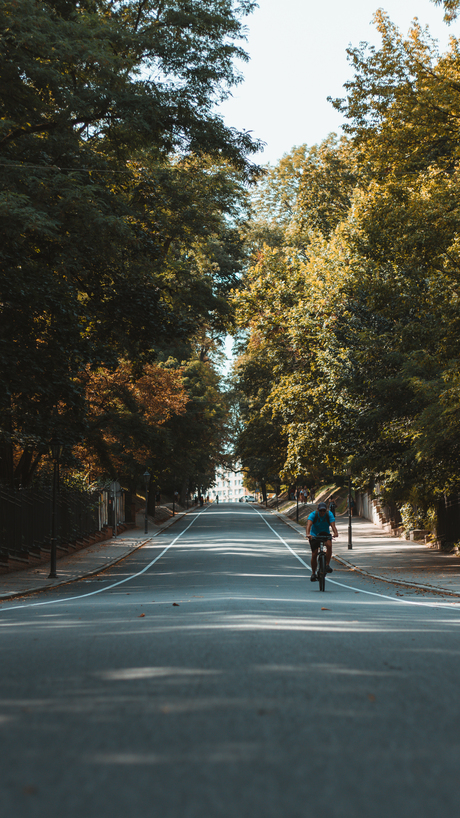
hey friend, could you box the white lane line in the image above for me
[251,506,460,611]
[1,507,210,612]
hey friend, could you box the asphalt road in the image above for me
[2,503,460,818]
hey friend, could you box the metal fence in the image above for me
[0,486,120,562]
[436,494,460,546]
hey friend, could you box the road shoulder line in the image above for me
[0,508,194,603]
[265,507,460,598]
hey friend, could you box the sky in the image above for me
[219,0,456,166]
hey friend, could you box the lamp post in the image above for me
[112,482,118,538]
[143,470,150,535]
[48,437,63,579]
[347,469,353,550]
[296,484,299,523]
[172,474,176,517]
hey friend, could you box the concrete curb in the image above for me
[331,555,460,598]
[0,507,194,603]
[266,507,460,598]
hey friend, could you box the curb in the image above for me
[266,507,460,598]
[332,554,460,598]
[0,508,193,603]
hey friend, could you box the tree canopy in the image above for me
[0,0,260,490]
[233,10,460,516]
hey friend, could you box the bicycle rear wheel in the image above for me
[317,552,326,591]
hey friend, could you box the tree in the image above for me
[232,344,288,501]
[236,10,460,511]
[72,361,189,486]
[0,0,260,486]
[163,352,230,501]
[432,1,460,23]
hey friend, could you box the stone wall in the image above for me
[355,490,403,536]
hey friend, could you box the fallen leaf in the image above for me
[173,603,179,606]
[138,613,145,617]
[368,694,376,702]
[321,607,330,611]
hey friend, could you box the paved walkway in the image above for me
[0,509,193,602]
[274,509,460,596]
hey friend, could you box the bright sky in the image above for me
[219,0,455,166]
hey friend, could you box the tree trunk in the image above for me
[0,408,14,486]
[180,478,188,507]
[147,476,156,517]
[261,481,267,503]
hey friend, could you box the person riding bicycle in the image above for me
[306,501,338,582]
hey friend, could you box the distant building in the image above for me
[211,462,250,502]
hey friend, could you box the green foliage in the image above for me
[0,0,260,487]
[235,10,460,508]
[163,353,230,495]
[399,503,428,533]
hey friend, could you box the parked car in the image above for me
[245,495,256,502]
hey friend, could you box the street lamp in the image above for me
[111,481,120,538]
[143,471,150,535]
[347,468,353,550]
[48,437,63,578]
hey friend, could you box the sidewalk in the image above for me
[0,509,192,602]
[273,509,460,597]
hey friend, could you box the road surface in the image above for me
[2,503,459,817]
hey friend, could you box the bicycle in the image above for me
[312,533,330,592]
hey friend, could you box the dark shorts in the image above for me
[309,536,332,552]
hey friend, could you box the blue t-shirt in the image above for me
[308,510,335,537]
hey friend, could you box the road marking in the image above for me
[3,504,458,614]
[1,507,210,612]
[251,506,460,611]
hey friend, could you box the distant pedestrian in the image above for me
[329,498,337,517]
[200,495,204,507]
[347,496,356,516]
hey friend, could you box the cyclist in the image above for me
[306,501,338,582]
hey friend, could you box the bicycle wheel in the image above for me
[317,553,326,591]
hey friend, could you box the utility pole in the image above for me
[348,472,353,549]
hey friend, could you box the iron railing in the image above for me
[436,494,460,546]
[0,486,124,562]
